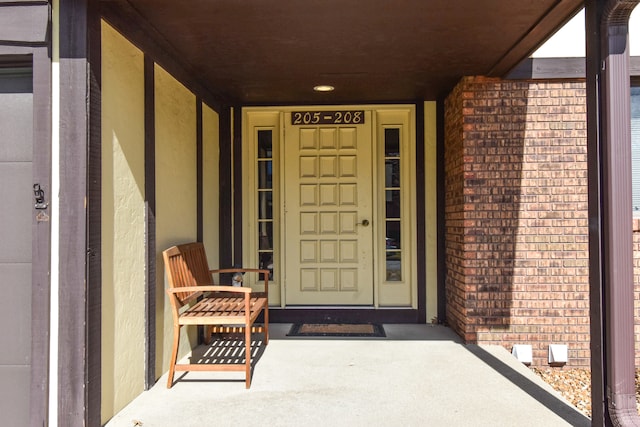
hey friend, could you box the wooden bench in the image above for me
[162,242,269,388]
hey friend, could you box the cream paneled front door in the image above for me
[284,112,373,305]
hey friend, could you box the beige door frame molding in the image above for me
[242,105,417,309]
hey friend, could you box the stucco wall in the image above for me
[101,17,225,422]
[100,19,223,421]
[154,64,198,377]
[101,21,146,422]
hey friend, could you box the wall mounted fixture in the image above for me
[313,85,334,92]
[511,344,533,365]
[548,344,568,366]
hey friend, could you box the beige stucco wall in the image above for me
[154,64,198,377]
[100,21,221,421]
[202,104,220,271]
[424,102,438,322]
[100,21,146,423]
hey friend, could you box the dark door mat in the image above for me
[287,323,386,337]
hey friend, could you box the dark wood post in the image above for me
[58,0,102,424]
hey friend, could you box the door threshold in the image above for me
[281,305,376,310]
[269,307,421,324]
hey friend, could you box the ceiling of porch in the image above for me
[102,0,583,105]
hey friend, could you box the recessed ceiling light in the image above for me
[313,85,335,92]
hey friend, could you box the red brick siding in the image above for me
[444,79,468,339]
[444,76,595,367]
[634,218,640,367]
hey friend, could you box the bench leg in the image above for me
[203,325,213,345]
[167,323,181,388]
[245,324,251,389]
[264,306,269,345]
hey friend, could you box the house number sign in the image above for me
[291,110,365,125]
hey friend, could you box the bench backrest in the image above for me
[163,242,213,306]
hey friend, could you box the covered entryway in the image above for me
[243,106,417,309]
[55,0,640,424]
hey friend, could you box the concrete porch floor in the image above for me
[104,324,590,427]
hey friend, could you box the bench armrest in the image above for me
[209,268,270,275]
[166,285,252,295]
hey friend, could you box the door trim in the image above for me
[57,0,102,424]
[31,46,52,427]
[242,105,418,311]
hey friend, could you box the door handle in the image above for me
[357,219,370,227]
[33,184,48,210]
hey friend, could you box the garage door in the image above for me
[0,66,33,426]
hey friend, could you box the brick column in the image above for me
[444,76,591,367]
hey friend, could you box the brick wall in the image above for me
[634,218,640,367]
[443,79,468,339]
[444,76,594,367]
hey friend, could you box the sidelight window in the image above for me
[384,128,402,281]
[257,130,274,278]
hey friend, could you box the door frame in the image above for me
[242,105,420,314]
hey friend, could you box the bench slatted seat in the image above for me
[163,242,269,389]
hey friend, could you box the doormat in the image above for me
[287,323,386,337]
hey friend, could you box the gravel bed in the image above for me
[531,368,640,418]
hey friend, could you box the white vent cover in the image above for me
[511,344,532,365]
[548,344,568,365]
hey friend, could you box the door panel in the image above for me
[0,163,32,260]
[0,366,30,422]
[0,264,31,362]
[284,114,373,305]
[0,68,32,426]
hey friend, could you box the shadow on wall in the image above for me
[444,77,526,340]
[101,20,147,418]
[444,77,590,366]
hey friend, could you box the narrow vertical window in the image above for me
[384,128,402,281]
[257,130,274,278]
